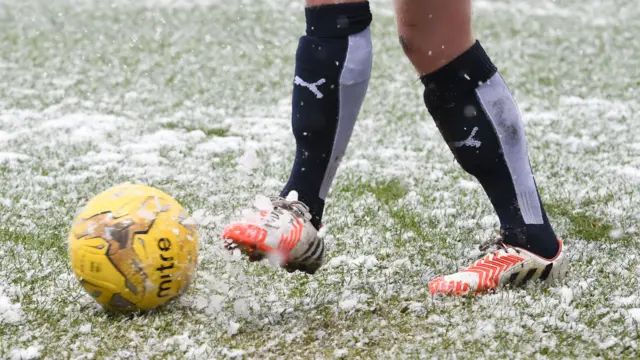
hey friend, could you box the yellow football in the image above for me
[68,184,198,312]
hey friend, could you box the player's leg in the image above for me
[223,0,373,273]
[281,0,372,229]
[394,0,567,294]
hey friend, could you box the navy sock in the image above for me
[421,41,559,259]
[281,2,372,229]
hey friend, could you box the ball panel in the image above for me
[136,209,195,308]
[70,240,138,307]
[68,184,199,312]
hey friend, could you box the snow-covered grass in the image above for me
[1,0,640,358]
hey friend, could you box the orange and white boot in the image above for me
[222,191,325,274]
[429,235,568,295]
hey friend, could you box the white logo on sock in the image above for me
[294,76,326,99]
[452,127,482,148]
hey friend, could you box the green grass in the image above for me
[0,228,67,257]
[547,203,620,242]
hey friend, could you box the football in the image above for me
[68,184,199,312]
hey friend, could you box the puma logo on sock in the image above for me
[294,76,326,99]
[452,127,482,148]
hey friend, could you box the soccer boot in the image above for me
[222,192,325,274]
[429,234,567,295]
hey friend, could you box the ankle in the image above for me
[501,226,560,260]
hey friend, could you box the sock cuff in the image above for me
[305,2,372,38]
[421,41,498,109]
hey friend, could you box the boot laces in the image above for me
[268,196,312,221]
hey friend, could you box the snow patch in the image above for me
[328,255,378,269]
[551,287,574,304]
[626,308,640,323]
[333,349,349,358]
[0,290,23,325]
[237,147,258,172]
[339,298,359,311]
[0,152,29,163]
[194,137,243,154]
[233,299,250,318]
[615,166,640,179]
[228,321,241,336]
[79,323,92,334]
[609,228,623,239]
[221,348,247,358]
[9,345,42,360]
